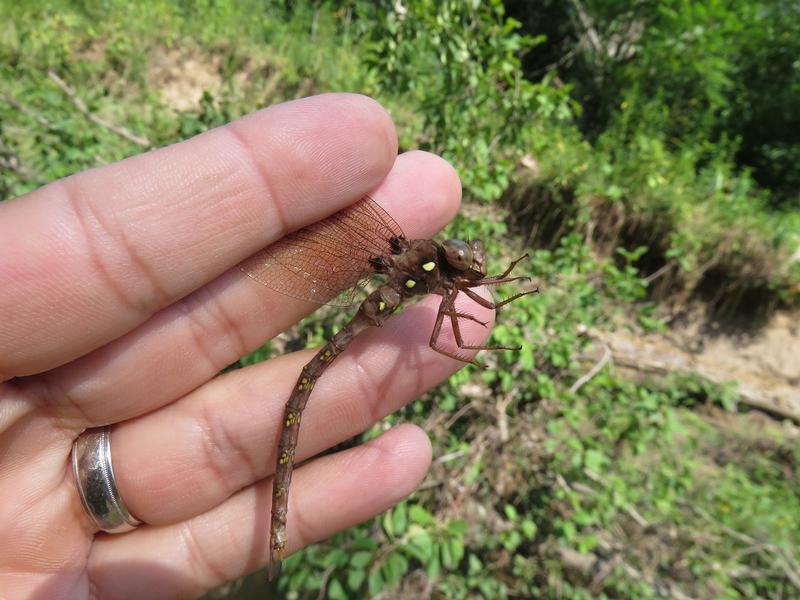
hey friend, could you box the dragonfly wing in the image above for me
[241,196,405,306]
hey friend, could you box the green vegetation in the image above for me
[2,1,798,598]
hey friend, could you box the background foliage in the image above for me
[2,1,798,598]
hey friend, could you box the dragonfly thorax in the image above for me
[386,239,441,296]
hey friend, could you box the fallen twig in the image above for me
[496,393,512,443]
[645,261,674,283]
[570,337,611,393]
[0,140,37,179]
[47,69,150,147]
[2,94,59,131]
[315,565,336,600]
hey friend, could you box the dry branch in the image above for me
[47,70,150,147]
[2,94,59,131]
[0,139,37,179]
[588,329,800,424]
[570,336,611,393]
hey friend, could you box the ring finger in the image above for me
[107,287,492,525]
[89,424,432,598]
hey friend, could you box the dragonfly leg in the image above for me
[487,253,529,280]
[464,254,533,288]
[460,285,538,310]
[468,275,530,287]
[446,309,489,327]
[448,303,521,353]
[459,287,496,309]
[492,289,539,309]
[429,292,484,368]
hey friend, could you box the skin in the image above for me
[0,93,495,599]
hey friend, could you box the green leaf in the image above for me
[347,568,366,591]
[450,537,465,565]
[409,504,434,525]
[327,578,347,600]
[352,537,379,551]
[584,449,607,472]
[519,345,535,370]
[468,553,483,575]
[504,504,519,521]
[322,548,347,568]
[367,567,384,596]
[382,509,394,538]
[426,548,441,580]
[350,551,373,569]
[383,551,409,587]
[521,519,538,539]
[392,502,408,536]
[440,538,453,569]
[561,520,577,541]
[405,528,434,562]
[446,519,468,536]
[503,530,522,551]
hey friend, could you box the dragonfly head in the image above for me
[442,239,487,278]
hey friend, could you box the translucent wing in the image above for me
[241,196,405,306]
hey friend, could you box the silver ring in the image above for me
[71,426,142,533]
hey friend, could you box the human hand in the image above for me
[0,93,493,599]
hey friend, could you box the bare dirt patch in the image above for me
[149,47,224,111]
[592,308,800,423]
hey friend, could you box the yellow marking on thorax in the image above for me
[422,261,436,272]
[378,300,386,311]
[405,279,417,289]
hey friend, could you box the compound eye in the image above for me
[469,240,485,255]
[442,239,473,271]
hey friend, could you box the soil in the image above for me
[149,47,224,111]
[593,308,800,423]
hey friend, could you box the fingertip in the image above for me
[233,93,399,224]
[327,424,432,509]
[399,149,462,219]
[338,93,399,164]
[371,150,462,240]
[371,423,433,502]
[307,93,399,180]
[372,423,433,472]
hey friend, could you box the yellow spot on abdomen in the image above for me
[405,279,416,289]
[279,450,290,465]
[378,300,386,311]
[422,261,436,272]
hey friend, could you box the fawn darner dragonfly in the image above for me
[241,196,535,579]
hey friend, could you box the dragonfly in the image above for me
[241,196,536,579]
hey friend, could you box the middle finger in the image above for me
[34,151,460,426]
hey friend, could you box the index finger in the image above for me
[0,94,397,379]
